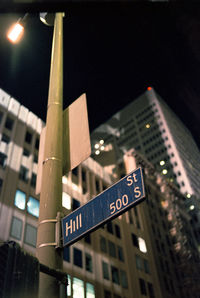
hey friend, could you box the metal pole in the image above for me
[36,13,64,298]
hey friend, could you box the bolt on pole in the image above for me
[36,13,64,298]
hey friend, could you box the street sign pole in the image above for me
[62,167,145,247]
[36,13,64,298]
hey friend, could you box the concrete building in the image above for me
[91,87,200,198]
[0,87,199,298]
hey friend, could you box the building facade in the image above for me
[91,87,200,198]
[0,88,199,298]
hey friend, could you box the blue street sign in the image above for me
[62,167,145,247]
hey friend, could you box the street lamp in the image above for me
[7,13,65,298]
[7,14,28,43]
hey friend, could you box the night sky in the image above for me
[0,3,200,149]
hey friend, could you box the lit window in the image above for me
[10,216,23,240]
[162,169,168,175]
[62,192,71,210]
[86,283,95,298]
[160,160,165,166]
[72,277,84,297]
[24,223,37,247]
[62,176,68,184]
[67,275,71,296]
[14,189,26,210]
[27,196,40,217]
[138,237,147,253]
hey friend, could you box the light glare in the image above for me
[7,23,24,43]
[160,160,165,166]
[162,169,168,175]
[138,237,147,253]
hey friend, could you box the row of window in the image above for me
[102,261,128,288]
[147,148,167,162]
[135,254,150,274]
[142,132,162,146]
[103,221,121,238]
[0,111,40,149]
[64,246,93,273]
[100,236,124,262]
[135,103,156,119]
[14,189,39,218]
[19,165,37,187]
[65,275,95,298]
[10,216,37,247]
[137,111,156,126]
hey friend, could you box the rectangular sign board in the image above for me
[62,167,145,247]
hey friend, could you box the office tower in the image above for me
[0,87,199,298]
[91,87,200,198]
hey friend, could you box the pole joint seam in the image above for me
[39,218,57,225]
[37,242,58,249]
[47,102,62,109]
[43,157,61,165]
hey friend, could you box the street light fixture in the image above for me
[7,14,28,43]
[7,12,65,297]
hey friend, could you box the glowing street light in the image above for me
[7,14,28,44]
[160,160,165,166]
[94,139,105,155]
[7,23,24,43]
[162,169,168,175]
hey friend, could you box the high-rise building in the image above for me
[91,87,200,198]
[0,87,199,298]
